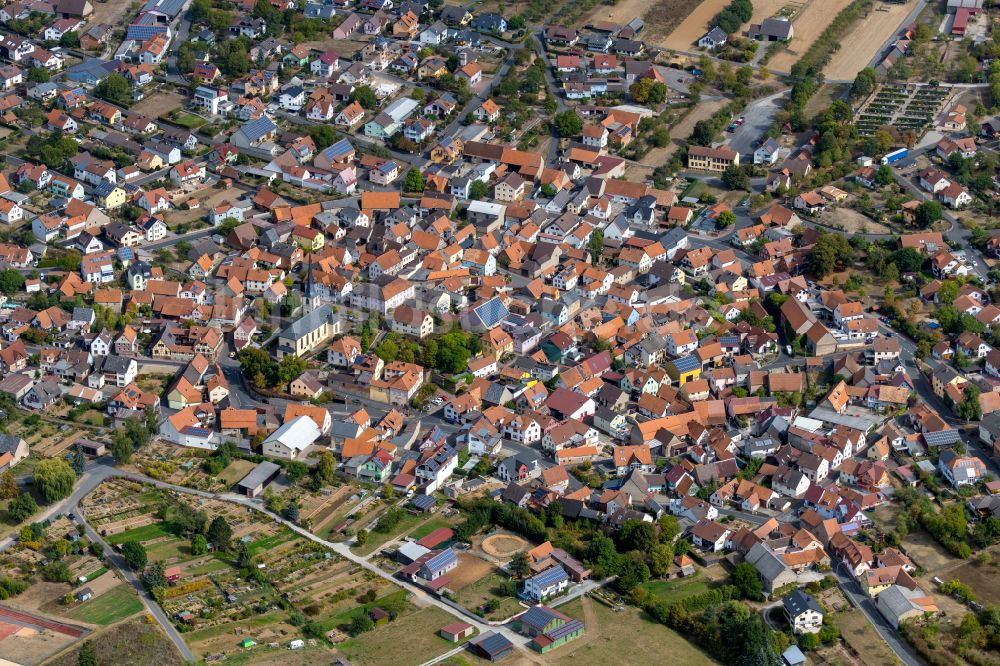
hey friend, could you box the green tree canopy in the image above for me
[33,459,75,503]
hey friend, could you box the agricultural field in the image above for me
[854,83,951,137]
[768,0,857,72]
[824,0,920,80]
[551,597,715,665]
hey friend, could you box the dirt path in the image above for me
[824,0,919,80]
[768,0,856,72]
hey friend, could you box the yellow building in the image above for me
[96,185,127,209]
[666,356,701,385]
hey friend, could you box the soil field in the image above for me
[130,91,188,119]
[0,622,79,666]
[835,609,902,666]
[768,0,857,72]
[445,554,494,592]
[900,529,954,572]
[337,606,458,666]
[949,560,1000,606]
[821,207,891,234]
[552,597,713,665]
[90,0,141,27]
[824,0,919,80]
[480,533,528,559]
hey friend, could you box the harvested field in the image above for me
[824,0,919,80]
[949,559,1000,606]
[446,554,494,592]
[454,572,524,621]
[480,533,529,559]
[218,459,256,486]
[768,0,857,72]
[658,0,730,50]
[583,0,665,30]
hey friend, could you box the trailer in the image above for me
[881,148,908,165]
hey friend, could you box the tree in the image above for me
[95,73,132,107]
[317,451,336,484]
[309,125,337,149]
[7,493,37,522]
[584,534,621,577]
[553,110,583,137]
[851,67,877,98]
[0,472,17,500]
[110,435,132,464]
[355,529,369,546]
[282,501,300,522]
[33,459,75,503]
[349,614,374,636]
[874,165,894,186]
[587,228,604,263]
[403,167,424,193]
[27,67,49,83]
[207,516,232,550]
[509,551,530,578]
[121,541,147,570]
[469,180,488,199]
[78,641,97,666]
[350,85,378,109]
[957,384,982,421]
[140,561,165,591]
[615,554,650,593]
[649,543,674,578]
[72,446,85,476]
[651,126,670,147]
[0,270,23,294]
[731,562,764,600]
[808,233,855,278]
[235,541,253,569]
[190,534,208,556]
[722,165,749,190]
[716,210,737,228]
[59,31,79,48]
[658,515,681,543]
[619,519,657,552]
[936,280,959,304]
[890,247,924,273]
[915,200,943,228]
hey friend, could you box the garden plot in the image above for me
[854,83,952,137]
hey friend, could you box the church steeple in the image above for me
[303,254,320,313]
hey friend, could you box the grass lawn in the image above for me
[453,572,522,621]
[171,112,206,129]
[409,517,453,541]
[318,590,409,632]
[66,585,144,625]
[218,459,256,486]
[79,566,108,583]
[106,523,173,544]
[338,606,459,666]
[184,559,229,576]
[552,597,714,665]
[353,511,425,556]
[639,575,712,604]
[145,537,190,562]
[247,528,297,557]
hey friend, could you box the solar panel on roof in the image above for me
[719,336,740,346]
[672,355,700,373]
[544,619,584,642]
[924,429,960,446]
[476,631,513,654]
[530,566,568,586]
[519,606,559,628]
[411,494,434,510]
[474,297,508,328]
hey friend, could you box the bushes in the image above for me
[714,0,753,34]
[453,500,547,544]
